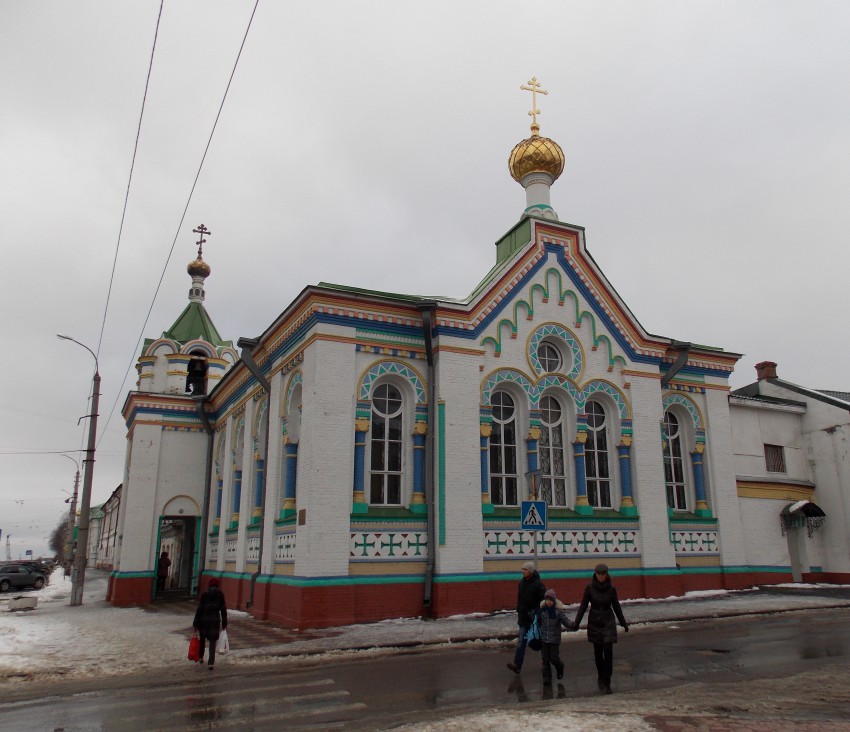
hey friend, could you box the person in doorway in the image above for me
[506,561,546,674]
[572,563,629,694]
[537,588,572,686]
[156,551,171,592]
[193,577,228,670]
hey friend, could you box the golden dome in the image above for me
[187,257,211,278]
[509,126,565,183]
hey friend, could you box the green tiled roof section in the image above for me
[162,303,231,347]
[465,218,533,302]
[495,217,531,266]
[317,282,423,302]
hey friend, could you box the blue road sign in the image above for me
[521,500,547,531]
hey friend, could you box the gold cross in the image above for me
[520,76,548,129]
[193,224,211,259]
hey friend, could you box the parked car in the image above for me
[1,560,53,576]
[0,564,46,592]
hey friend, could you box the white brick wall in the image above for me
[294,336,356,576]
[704,387,746,567]
[629,375,676,568]
[434,346,485,573]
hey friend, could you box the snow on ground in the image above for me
[0,572,188,680]
[399,710,655,732]
[2,570,850,685]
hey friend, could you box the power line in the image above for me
[97,0,261,448]
[95,1,165,360]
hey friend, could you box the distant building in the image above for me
[105,84,848,627]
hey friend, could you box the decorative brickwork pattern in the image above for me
[274,531,296,562]
[529,323,583,379]
[483,528,640,557]
[247,535,260,561]
[671,529,719,554]
[350,531,429,560]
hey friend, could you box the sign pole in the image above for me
[523,469,544,568]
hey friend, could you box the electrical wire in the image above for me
[95,1,165,361]
[96,0,261,448]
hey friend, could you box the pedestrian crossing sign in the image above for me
[521,500,547,530]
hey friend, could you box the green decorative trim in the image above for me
[350,507,424,522]
[351,502,369,515]
[694,508,713,518]
[225,526,239,535]
[481,502,495,515]
[197,564,805,590]
[619,505,638,517]
[574,504,594,516]
[438,401,446,546]
[277,510,296,523]
[668,513,719,524]
[110,570,156,579]
[409,503,427,515]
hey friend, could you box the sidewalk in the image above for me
[219,582,850,659]
[2,571,850,682]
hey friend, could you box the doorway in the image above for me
[156,516,199,598]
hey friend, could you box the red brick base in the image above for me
[107,574,154,606]
[115,569,845,628]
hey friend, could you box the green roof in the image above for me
[160,302,231,348]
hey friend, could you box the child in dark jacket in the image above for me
[537,588,572,686]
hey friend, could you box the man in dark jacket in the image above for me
[193,577,228,670]
[507,561,546,673]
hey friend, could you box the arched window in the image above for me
[585,401,611,508]
[539,395,568,506]
[537,341,562,373]
[663,410,687,510]
[490,391,519,506]
[370,383,403,505]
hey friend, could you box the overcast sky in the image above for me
[2,1,849,559]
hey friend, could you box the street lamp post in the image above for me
[59,454,81,577]
[57,334,100,606]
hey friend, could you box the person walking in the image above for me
[156,551,171,592]
[193,577,228,670]
[572,563,629,694]
[537,588,572,686]
[507,561,546,674]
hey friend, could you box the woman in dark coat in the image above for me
[193,577,228,670]
[572,563,629,694]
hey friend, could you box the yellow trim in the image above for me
[737,481,814,501]
[622,370,661,379]
[676,556,721,568]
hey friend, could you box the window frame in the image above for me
[489,389,520,507]
[764,443,787,474]
[663,409,689,511]
[538,392,571,507]
[584,399,613,509]
[368,381,405,506]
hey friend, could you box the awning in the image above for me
[781,500,826,537]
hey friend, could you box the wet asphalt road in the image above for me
[2,608,849,730]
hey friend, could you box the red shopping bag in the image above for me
[188,634,200,662]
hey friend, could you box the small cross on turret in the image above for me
[192,224,211,259]
[520,76,548,134]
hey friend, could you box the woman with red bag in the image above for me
[192,578,228,670]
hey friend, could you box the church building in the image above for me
[106,79,848,627]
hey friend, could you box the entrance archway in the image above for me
[156,495,201,598]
